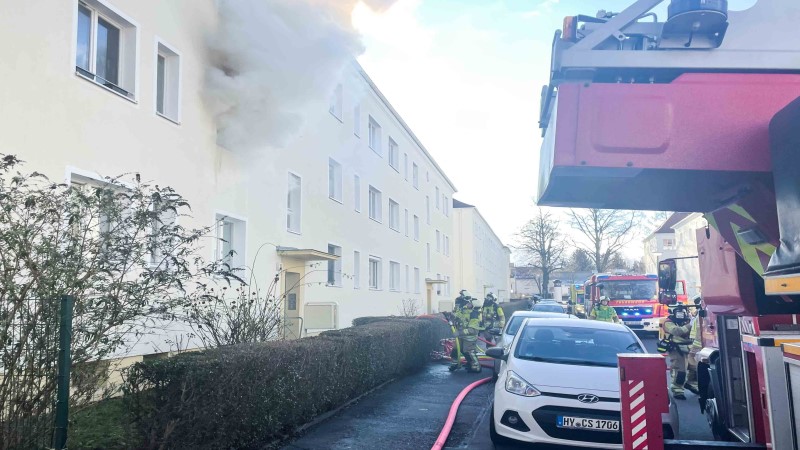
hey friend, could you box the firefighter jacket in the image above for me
[690,317,702,352]
[664,318,693,348]
[456,307,482,341]
[590,305,620,323]
[481,303,505,330]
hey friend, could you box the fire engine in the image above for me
[537,0,800,447]
[584,274,681,332]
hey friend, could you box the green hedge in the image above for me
[124,317,447,449]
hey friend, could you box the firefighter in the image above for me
[480,292,505,345]
[448,294,471,371]
[664,305,694,399]
[450,296,483,373]
[589,296,620,323]
[685,295,703,394]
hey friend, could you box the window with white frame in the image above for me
[435,187,440,210]
[75,1,137,99]
[368,116,382,154]
[444,196,449,217]
[444,235,450,256]
[413,215,420,241]
[436,274,441,295]
[287,173,301,233]
[155,42,180,122]
[404,154,409,180]
[369,256,381,289]
[390,261,400,291]
[426,243,431,271]
[436,230,441,252]
[369,186,382,222]
[215,214,246,269]
[404,209,409,237]
[388,138,399,171]
[353,250,361,289]
[412,163,419,189]
[426,196,431,224]
[426,171,430,182]
[663,238,676,250]
[327,244,342,286]
[389,199,400,231]
[354,175,361,212]
[328,158,342,202]
[405,265,410,293]
[329,83,343,120]
[354,104,361,136]
[414,267,421,294]
[148,197,178,268]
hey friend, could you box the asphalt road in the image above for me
[282,334,713,450]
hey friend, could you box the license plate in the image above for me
[624,320,642,326]
[557,416,620,432]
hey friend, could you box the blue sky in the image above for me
[354,0,758,257]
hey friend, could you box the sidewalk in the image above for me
[281,363,491,450]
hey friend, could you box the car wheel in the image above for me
[492,360,500,382]
[489,406,510,445]
[705,399,732,441]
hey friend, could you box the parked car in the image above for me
[530,302,566,314]
[487,318,678,448]
[491,311,576,381]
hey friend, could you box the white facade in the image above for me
[452,202,512,304]
[0,0,457,352]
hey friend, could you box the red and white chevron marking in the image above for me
[628,380,648,450]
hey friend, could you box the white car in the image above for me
[492,311,576,381]
[488,318,678,448]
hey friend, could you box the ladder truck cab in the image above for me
[537,0,800,447]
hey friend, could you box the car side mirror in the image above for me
[489,328,502,336]
[486,346,507,361]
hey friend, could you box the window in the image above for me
[155,42,180,122]
[412,163,419,189]
[426,243,431,271]
[426,171,430,182]
[388,138,399,171]
[414,267,421,294]
[75,1,137,99]
[368,116,382,154]
[444,196,449,217]
[215,214,246,269]
[426,196,431,225]
[389,200,400,231]
[327,244,342,286]
[404,154,409,180]
[435,187,440,210]
[404,209,409,237]
[436,230,441,252]
[405,265,410,293]
[328,158,343,202]
[444,236,450,256]
[329,83,342,120]
[390,261,400,291]
[663,238,676,250]
[369,257,381,290]
[369,186,382,222]
[354,175,361,212]
[353,251,361,289]
[287,173,302,233]
[354,104,361,136]
[414,215,420,241]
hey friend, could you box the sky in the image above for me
[353,0,759,262]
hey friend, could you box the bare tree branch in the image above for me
[568,208,641,273]
[516,208,567,298]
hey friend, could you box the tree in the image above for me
[631,258,645,274]
[517,209,567,298]
[609,253,630,272]
[0,155,236,447]
[568,209,641,273]
[568,249,594,272]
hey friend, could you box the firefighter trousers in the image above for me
[669,348,689,395]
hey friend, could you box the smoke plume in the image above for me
[206,0,397,151]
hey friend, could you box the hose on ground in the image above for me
[431,376,492,450]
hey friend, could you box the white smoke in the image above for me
[206,0,397,151]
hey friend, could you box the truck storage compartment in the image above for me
[538,74,800,212]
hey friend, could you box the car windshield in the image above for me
[514,325,644,367]
[532,303,564,313]
[601,280,657,301]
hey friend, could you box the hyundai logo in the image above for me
[577,394,600,404]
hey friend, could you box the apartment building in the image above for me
[451,200,512,311]
[0,0,456,352]
[642,213,689,273]
[643,212,704,298]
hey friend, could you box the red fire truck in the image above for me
[537,0,800,447]
[584,274,686,333]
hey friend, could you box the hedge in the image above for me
[124,317,448,449]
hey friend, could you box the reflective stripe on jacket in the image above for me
[481,304,505,329]
[664,319,693,345]
[590,305,619,323]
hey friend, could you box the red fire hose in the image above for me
[430,376,492,450]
